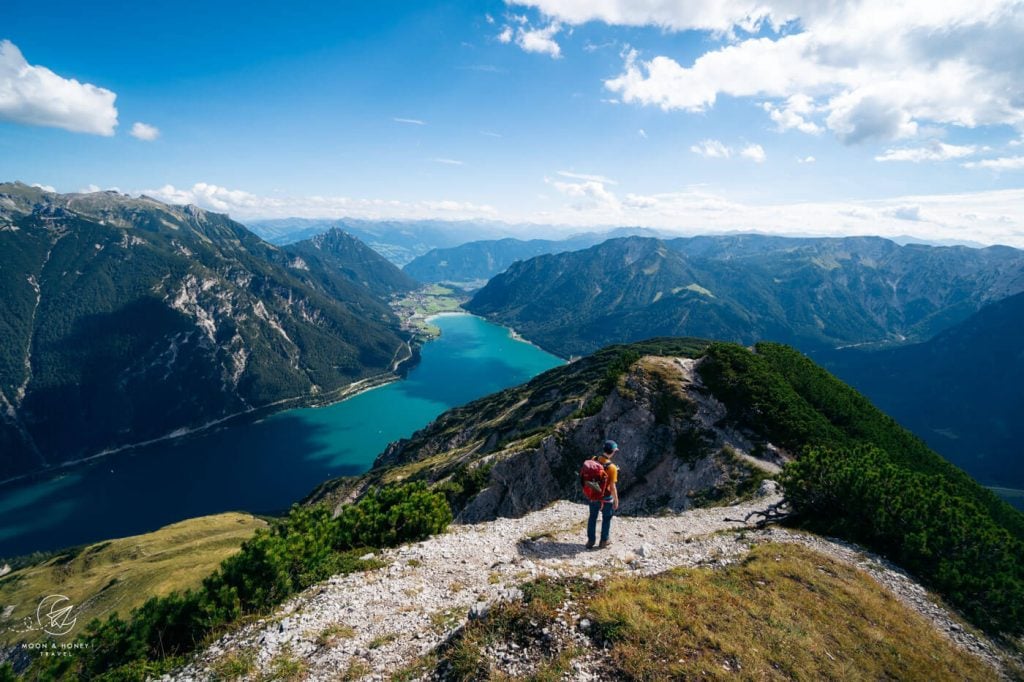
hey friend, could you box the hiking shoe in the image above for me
[598,540,611,549]
[585,541,595,549]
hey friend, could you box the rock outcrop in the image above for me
[460,356,783,522]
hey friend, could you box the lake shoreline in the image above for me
[0,368,409,492]
[0,315,564,560]
[426,311,566,359]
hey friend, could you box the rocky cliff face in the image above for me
[459,356,783,522]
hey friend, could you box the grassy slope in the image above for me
[590,543,1000,681]
[0,513,265,646]
[440,543,1001,681]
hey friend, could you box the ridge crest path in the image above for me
[166,489,1009,680]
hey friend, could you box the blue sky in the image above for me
[2,0,1024,245]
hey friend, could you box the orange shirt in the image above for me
[597,455,619,487]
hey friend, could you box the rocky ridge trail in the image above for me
[165,485,1012,681]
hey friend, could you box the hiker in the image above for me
[581,440,620,549]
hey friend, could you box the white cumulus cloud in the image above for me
[497,19,562,57]
[740,143,767,163]
[547,176,620,212]
[0,40,118,135]
[517,22,562,57]
[129,122,160,141]
[508,0,798,34]
[524,1,1024,144]
[763,94,822,134]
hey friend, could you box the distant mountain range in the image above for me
[0,183,416,481]
[402,228,663,286]
[247,218,527,266]
[819,292,1024,490]
[466,235,1024,358]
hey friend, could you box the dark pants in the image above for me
[587,498,614,544]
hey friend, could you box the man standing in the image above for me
[586,440,620,549]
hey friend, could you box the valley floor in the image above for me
[166,490,1016,681]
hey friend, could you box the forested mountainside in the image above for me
[402,227,662,285]
[281,227,418,298]
[819,291,1024,492]
[0,183,414,480]
[466,235,1024,357]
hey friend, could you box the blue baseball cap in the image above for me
[603,440,619,454]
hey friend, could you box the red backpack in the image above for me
[580,458,610,503]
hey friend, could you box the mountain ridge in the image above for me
[466,235,1024,358]
[402,227,664,286]
[0,183,416,480]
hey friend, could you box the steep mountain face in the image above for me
[819,292,1024,491]
[402,228,662,286]
[247,218,521,265]
[0,183,411,480]
[466,235,1024,357]
[282,227,418,299]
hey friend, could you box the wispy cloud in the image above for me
[690,139,767,162]
[690,139,732,159]
[458,64,506,73]
[557,170,617,185]
[963,156,1024,171]
[432,157,465,166]
[480,130,503,138]
[876,142,977,163]
[392,117,426,125]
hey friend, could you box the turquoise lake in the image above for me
[0,314,563,559]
